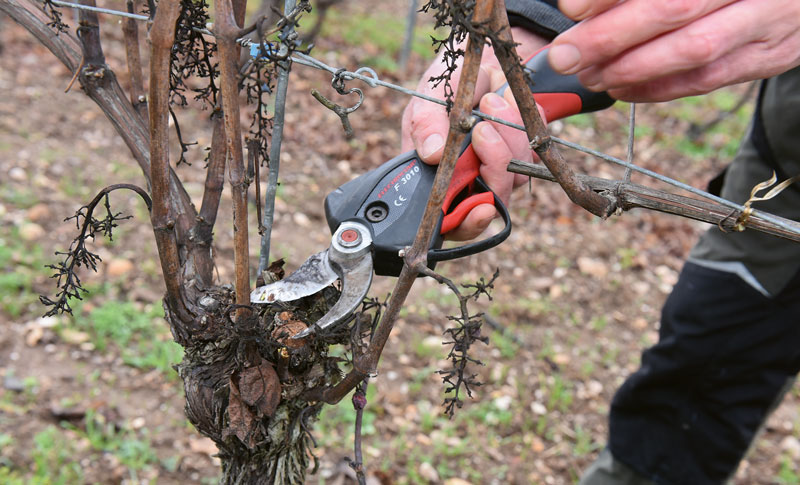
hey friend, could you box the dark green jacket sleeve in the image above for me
[505,0,575,40]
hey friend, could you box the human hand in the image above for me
[549,0,800,102]
[401,28,548,240]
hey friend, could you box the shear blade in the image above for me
[293,251,373,338]
[250,250,338,304]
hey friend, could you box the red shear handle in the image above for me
[440,143,486,234]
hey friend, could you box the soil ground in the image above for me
[2,2,799,484]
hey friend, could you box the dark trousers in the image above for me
[606,263,800,484]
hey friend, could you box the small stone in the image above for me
[577,257,609,279]
[336,160,352,175]
[493,395,512,411]
[445,479,474,485]
[60,329,90,345]
[26,326,44,347]
[530,277,554,290]
[3,375,24,392]
[416,434,432,446]
[19,223,45,241]
[131,417,146,429]
[632,318,648,330]
[531,436,546,453]
[632,281,650,295]
[8,167,27,181]
[418,462,439,483]
[292,212,311,227]
[423,335,442,348]
[33,316,60,328]
[586,380,603,397]
[107,259,134,277]
[26,203,52,222]
[531,402,547,415]
[553,353,570,365]
[781,436,800,459]
[655,265,678,286]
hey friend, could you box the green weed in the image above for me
[538,331,555,361]
[31,426,84,484]
[777,454,800,485]
[460,399,514,428]
[413,334,446,360]
[590,315,608,332]
[0,187,40,208]
[566,113,594,128]
[545,374,574,413]
[67,301,183,377]
[490,329,520,359]
[311,8,441,72]
[68,410,158,482]
[408,365,436,395]
[617,247,637,270]
[316,387,378,446]
[572,424,601,457]
[0,228,48,317]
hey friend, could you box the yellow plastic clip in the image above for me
[734,171,800,232]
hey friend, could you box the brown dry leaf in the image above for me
[267,258,286,280]
[238,361,281,418]
[225,375,257,447]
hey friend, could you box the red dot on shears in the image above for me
[340,229,359,243]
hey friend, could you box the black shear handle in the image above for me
[427,176,511,263]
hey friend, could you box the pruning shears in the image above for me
[251,45,616,337]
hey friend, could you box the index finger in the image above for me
[400,63,492,163]
[550,0,736,75]
[558,0,618,21]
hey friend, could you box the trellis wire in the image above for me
[50,0,149,20]
[49,0,800,238]
[623,103,635,182]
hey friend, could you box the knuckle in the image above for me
[606,55,640,85]
[659,0,702,23]
[682,29,720,65]
[589,28,625,59]
[409,111,445,142]
[689,65,729,95]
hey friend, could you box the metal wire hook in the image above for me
[331,68,364,114]
[353,67,379,87]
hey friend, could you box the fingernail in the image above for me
[549,44,581,74]
[475,122,501,144]
[420,133,444,160]
[562,0,591,20]
[485,93,509,110]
